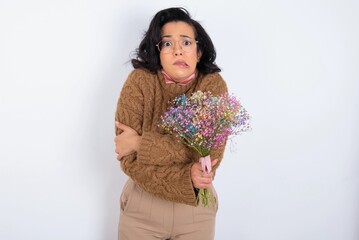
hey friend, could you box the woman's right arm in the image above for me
[115,70,198,205]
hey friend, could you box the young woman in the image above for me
[114,7,228,240]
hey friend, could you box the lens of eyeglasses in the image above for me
[156,40,197,53]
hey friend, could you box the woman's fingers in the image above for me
[211,158,219,167]
[116,121,130,131]
[194,176,212,189]
[191,162,214,189]
[114,122,141,160]
[116,153,123,161]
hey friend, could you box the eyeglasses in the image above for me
[156,39,198,53]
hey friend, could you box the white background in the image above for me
[1,0,358,239]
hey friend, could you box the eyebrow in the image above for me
[161,34,193,39]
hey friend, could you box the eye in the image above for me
[162,41,172,47]
[182,40,192,46]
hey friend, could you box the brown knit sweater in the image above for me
[115,68,228,206]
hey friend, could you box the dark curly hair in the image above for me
[131,7,221,74]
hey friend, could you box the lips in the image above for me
[173,60,188,67]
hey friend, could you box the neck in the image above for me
[161,70,197,86]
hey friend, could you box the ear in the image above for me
[197,51,202,62]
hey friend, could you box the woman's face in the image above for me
[159,21,201,82]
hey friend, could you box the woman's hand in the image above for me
[114,122,141,161]
[191,158,218,189]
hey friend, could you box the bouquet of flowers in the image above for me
[160,91,251,207]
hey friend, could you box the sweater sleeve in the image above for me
[200,72,228,96]
[121,153,197,205]
[115,70,197,205]
[115,71,144,136]
[137,131,194,166]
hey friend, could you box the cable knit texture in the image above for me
[115,68,228,206]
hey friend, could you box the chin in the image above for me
[174,71,192,79]
[173,75,189,82]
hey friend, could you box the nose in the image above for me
[173,41,183,56]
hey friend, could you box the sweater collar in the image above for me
[157,70,199,98]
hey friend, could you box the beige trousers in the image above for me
[118,179,218,240]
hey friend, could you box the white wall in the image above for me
[0,0,358,239]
